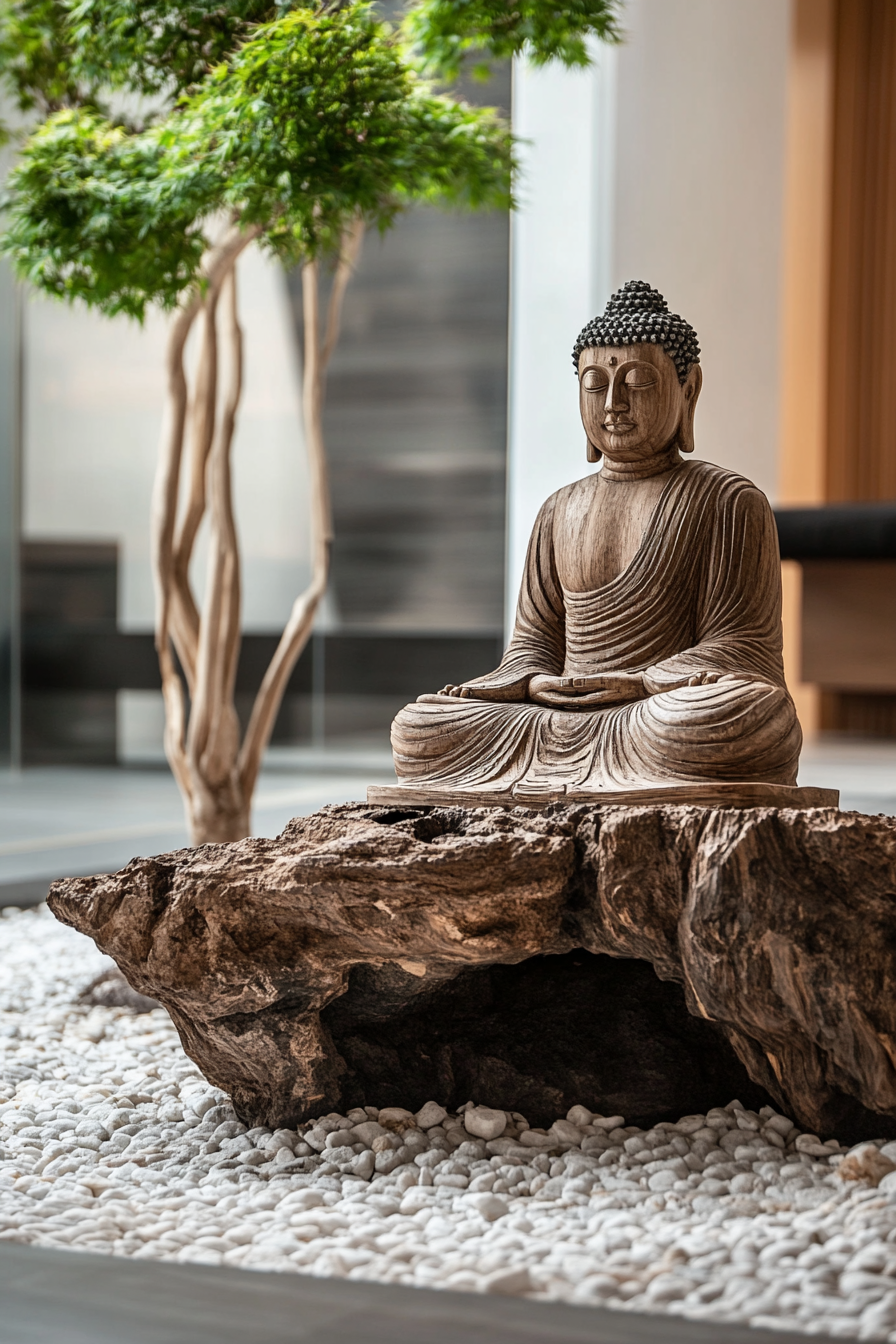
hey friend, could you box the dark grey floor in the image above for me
[0,1242,827,1344]
[0,875,55,907]
[0,753,395,892]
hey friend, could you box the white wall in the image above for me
[506,42,617,630]
[613,0,790,496]
[506,0,791,628]
[24,245,311,632]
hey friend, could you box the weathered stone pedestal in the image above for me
[48,802,896,1142]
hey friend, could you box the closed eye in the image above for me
[624,368,657,388]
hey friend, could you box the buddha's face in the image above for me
[578,343,701,462]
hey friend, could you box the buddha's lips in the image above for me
[603,420,636,432]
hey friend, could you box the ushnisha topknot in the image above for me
[572,279,701,384]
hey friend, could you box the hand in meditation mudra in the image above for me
[388,281,803,801]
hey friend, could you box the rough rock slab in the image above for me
[47,803,896,1140]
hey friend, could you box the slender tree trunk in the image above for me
[151,219,363,845]
[185,265,248,842]
[238,218,364,805]
[152,225,259,841]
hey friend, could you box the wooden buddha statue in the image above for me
[374,281,826,806]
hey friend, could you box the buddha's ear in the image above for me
[586,436,602,463]
[677,363,702,454]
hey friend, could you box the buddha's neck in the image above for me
[600,444,682,482]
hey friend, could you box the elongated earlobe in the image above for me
[677,364,702,454]
[586,437,602,463]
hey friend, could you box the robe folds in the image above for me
[391,459,801,793]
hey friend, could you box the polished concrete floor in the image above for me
[0,1241,828,1344]
[0,736,892,904]
[0,745,396,901]
[797,736,896,816]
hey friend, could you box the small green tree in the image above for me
[0,0,620,844]
[405,0,621,82]
[1,0,513,841]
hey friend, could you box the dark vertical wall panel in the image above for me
[320,206,509,633]
[286,70,511,636]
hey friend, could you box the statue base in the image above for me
[366,782,839,810]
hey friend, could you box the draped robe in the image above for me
[391,459,801,793]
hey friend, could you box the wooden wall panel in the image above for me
[779,0,836,511]
[778,0,896,734]
[801,560,896,688]
[778,0,836,733]
[826,0,896,502]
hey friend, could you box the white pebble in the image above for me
[3,903,896,1339]
[550,1120,583,1146]
[517,1130,555,1150]
[463,1106,506,1142]
[472,1194,509,1222]
[485,1266,531,1294]
[376,1108,415,1130]
[415,1101,447,1130]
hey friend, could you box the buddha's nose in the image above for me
[607,372,628,411]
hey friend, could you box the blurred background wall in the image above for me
[3,0,895,767]
[508,0,790,614]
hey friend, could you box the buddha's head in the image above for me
[572,280,702,465]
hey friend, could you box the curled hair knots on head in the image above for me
[572,280,700,384]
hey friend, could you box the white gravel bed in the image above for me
[3,905,896,1338]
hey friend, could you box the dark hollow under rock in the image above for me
[47,801,896,1142]
[323,950,774,1129]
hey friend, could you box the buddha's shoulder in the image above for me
[682,457,763,488]
[676,458,772,509]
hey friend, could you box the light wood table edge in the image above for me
[366,783,840,811]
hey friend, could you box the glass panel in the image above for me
[0,262,21,768]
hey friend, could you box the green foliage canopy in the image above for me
[1,0,622,319]
[1,1,514,318]
[405,0,623,82]
[0,0,82,119]
[177,7,515,258]
[66,0,284,102]
[0,0,287,125]
[2,109,208,314]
